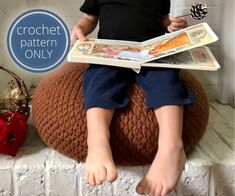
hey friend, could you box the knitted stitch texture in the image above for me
[32,62,209,165]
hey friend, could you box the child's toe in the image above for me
[149,184,156,196]
[161,184,172,196]
[98,166,107,182]
[89,173,96,186]
[136,179,145,194]
[106,166,117,182]
[95,171,102,185]
[154,184,163,196]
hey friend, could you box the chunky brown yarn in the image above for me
[32,62,209,165]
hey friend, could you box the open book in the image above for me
[68,23,220,72]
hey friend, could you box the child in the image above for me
[71,1,194,195]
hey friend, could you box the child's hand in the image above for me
[71,25,87,45]
[167,16,188,32]
[70,14,98,45]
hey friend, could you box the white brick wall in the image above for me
[0,0,225,101]
[1,153,235,196]
[0,102,234,196]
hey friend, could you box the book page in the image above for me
[142,47,220,71]
[74,38,142,61]
[141,23,218,62]
[68,39,142,71]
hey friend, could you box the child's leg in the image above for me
[136,105,185,196]
[85,107,117,186]
[83,65,135,185]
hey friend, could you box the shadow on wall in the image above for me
[218,0,235,108]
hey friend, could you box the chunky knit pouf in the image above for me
[32,62,209,165]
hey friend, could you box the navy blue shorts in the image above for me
[82,64,194,110]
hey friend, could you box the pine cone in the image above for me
[190,3,208,20]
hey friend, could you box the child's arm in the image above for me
[162,15,188,33]
[71,14,98,45]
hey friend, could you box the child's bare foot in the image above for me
[85,136,117,186]
[136,143,186,196]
